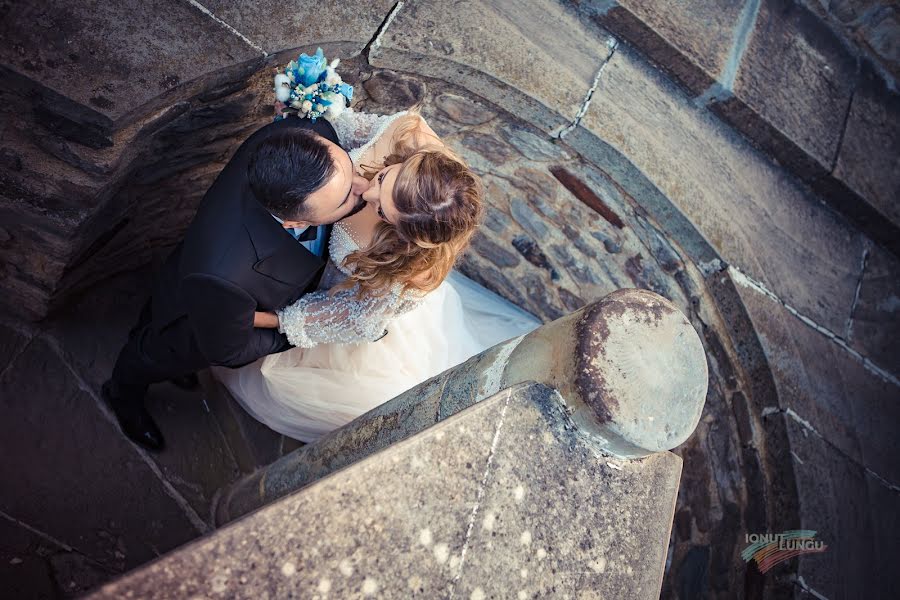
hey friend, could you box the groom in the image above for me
[103,115,369,451]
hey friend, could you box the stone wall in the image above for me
[568,0,900,256]
[800,0,900,85]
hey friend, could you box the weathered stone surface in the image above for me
[576,44,867,335]
[713,0,857,175]
[847,245,900,375]
[201,371,288,474]
[499,124,572,161]
[1,63,276,321]
[94,384,682,600]
[362,69,427,110]
[0,337,202,574]
[468,231,520,268]
[587,0,746,95]
[0,0,261,131]
[371,0,614,134]
[832,67,900,229]
[772,412,890,599]
[736,274,900,484]
[435,92,497,125]
[460,131,517,166]
[860,7,900,66]
[0,516,59,599]
[201,0,394,57]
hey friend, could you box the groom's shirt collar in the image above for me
[269,214,326,257]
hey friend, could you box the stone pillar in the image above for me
[214,288,708,525]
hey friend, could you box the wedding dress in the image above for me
[212,110,540,442]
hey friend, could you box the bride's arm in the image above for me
[273,284,420,348]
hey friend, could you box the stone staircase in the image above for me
[2,0,898,598]
[89,289,707,599]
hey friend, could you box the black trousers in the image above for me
[110,299,209,399]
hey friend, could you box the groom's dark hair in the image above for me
[248,128,337,220]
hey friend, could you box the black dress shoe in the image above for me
[101,381,165,452]
[168,372,200,391]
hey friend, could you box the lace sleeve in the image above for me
[276,283,424,348]
[331,110,392,149]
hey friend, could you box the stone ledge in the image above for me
[91,383,682,600]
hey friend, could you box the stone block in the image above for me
[736,275,900,485]
[0,337,202,572]
[370,0,614,134]
[711,0,857,176]
[776,413,887,599]
[201,0,395,57]
[588,0,746,96]
[847,245,900,376]
[832,66,900,230]
[92,384,682,599]
[576,44,866,335]
[0,0,262,134]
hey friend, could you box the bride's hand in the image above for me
[254,311,279,329]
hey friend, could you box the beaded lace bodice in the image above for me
[276,110,425,349]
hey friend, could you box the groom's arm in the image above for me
[182,273,290,368]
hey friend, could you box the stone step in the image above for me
[0,270,258,596]
[90,383,683,600]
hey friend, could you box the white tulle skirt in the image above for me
[212,271,541,442]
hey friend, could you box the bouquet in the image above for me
[274,48,353,122]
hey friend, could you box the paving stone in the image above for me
[371,0,613,134]
[469,232,520,269]
[736,277,900,485]
[0,0,261,132]
[712,0,857,175]
[0,337,202,573]
[588,0,746,95]
[847,244,900,376]
[499,124,572,161]
[435,92,497,125]
[0,516,58,600]
[201,0,394,57]
[459,131,517,166]
[361,69,427,111]
[832,66,900,230]
[509,197,551,240]
[576,44,866,335]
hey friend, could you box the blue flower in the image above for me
[297,48,327,86]
[338,83,354,101]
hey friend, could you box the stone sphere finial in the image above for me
[572,289,708,457]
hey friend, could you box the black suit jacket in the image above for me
[150,116,340,368]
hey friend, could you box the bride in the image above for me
[212,108,540,442]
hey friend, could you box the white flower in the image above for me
[329,57,340,69]
[274,74,291,103]
[301,100,313,113]
[325,94,347,121]
[291,99,304,109]
[324,67,341,86]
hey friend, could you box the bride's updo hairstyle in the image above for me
[340,113,483,297]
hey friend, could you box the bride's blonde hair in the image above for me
[337,113,483,297]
